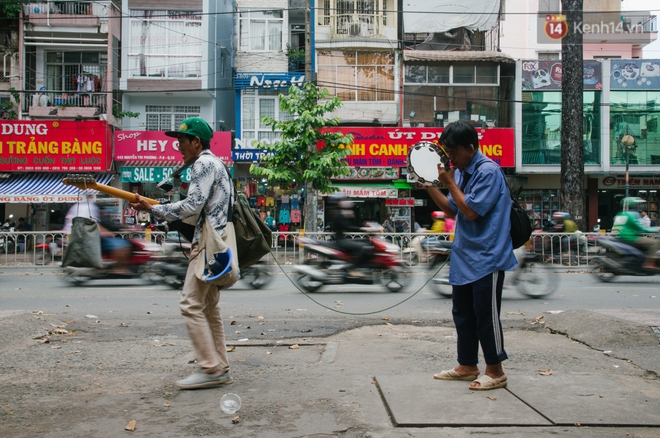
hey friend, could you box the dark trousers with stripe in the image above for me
[452,271,508,366]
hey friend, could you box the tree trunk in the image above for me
[561,0,585,230]
[304,181,318,233]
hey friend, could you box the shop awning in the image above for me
[327,183,399,198]
[0,173,113,203]
[403,50,515,63]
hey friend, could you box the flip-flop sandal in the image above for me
[433,369,478,381]
[469,374,507,390]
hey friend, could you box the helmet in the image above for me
[621,197,645,209]
[432,211,446,219]
[621,197,646,212]
[552,212,570,220]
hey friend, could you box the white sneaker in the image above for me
[176,371,233,389]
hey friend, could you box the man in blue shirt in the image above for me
[426,120,517,391]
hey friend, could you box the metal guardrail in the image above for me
[0,230,639,269]
[0,230,166,267]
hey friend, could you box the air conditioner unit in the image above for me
[360,23,370,37]
[348,22,361,36]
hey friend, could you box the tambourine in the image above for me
[406,141,450,186]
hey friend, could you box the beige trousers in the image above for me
[180,244,229,374]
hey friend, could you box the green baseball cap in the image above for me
[165,117,214,142]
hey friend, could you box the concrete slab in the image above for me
[375,374,552,427]
[228,344,326,366]
[507,372,660,426]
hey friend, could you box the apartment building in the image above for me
[0,1,122,230]
[115,0,234,222]
[501,0,659,229]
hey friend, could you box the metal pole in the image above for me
[305,0,312,83]
[625,145,629,199]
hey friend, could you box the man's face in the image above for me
[178,135,201,163]
[444,144,476,171]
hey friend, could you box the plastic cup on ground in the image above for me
[220,393,241,414]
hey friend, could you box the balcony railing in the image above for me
[22,90,107,118]
[620,13,657,33]
[24,2,96,16]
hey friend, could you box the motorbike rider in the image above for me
[327,194,373,277]
[430,211,446,233]
[612,197,660,271]
[97,201,133,275]
[551,212,578,233]
[551,212,580,257]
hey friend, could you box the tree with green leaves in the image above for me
[250,82,354,232]
[0,0,29,19]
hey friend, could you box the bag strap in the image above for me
[221,162,236,222]
[462,160,514,201]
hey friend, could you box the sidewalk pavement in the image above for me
[1,309,659,437]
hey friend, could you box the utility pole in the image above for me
[305,0,312,83]
[561,0,585,230]
[304,0,318,232]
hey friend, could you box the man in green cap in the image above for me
[131,117,235,389]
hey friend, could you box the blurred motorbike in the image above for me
[0,230,17,254]
[431,245,557,299]
[153,233,273,290]
[62,237,161,285]
[591,237,660,282]
[293,228,410,293]
[401,232,451,266]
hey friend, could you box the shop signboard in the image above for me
[332,185,398,198]
[233,72,306,90]
[336,167,400,180]
[120,166,192,183]
[322,127,515,167]
[232,149,276,162]
[610,60,660,90]
[0,120,111,172]
[114,130,232,163]
[0,194,92,203]
[599,175,660,190]
[521,60,602,90]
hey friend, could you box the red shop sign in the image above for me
[321,127,515,167]
[0,120,112,172]
[386,198,415,206]
[115,130,232,164]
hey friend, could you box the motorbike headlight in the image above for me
[384,243,400,253]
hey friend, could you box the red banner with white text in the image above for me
[0,120,112,172]
[322,127,515,167]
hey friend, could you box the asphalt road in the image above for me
[1,267,659,332]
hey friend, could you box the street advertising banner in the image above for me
[610,60,660,90]
[521,60,602,90]
[120,166,192,183]
[114,130,232,164]
[0,120,112,172]
[322,127,515,167]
